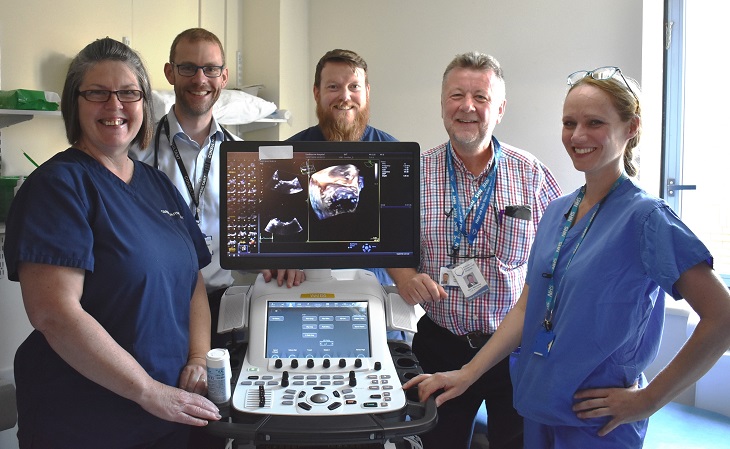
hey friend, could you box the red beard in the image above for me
[316,102,370,141]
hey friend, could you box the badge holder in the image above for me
[533,314,555,358]
[450,259,490,300]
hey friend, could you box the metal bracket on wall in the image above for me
[666,178,696,197]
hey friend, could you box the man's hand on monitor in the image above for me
[261,269,306,288]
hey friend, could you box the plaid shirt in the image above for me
[420,140,561,335]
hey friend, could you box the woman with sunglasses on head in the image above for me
[404,66,730,448]
[3,38,221,448]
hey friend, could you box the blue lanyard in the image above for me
[446,137,502,253]
[542,173,628,330]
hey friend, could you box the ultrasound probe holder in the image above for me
[206,269,437,446]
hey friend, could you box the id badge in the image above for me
[439,266,460,288]
[533,329,555,358]
[204,234,214,256]
[450,259,490,300]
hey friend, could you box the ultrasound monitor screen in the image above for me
[266,301,370,359]
[220,141,420,270]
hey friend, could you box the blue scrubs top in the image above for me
[511,179,711,428]
[287,124,398,143]
[4,148,211,447]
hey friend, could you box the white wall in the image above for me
[1,0,654,190]
[299,0,644,194]
[239,0,311,141]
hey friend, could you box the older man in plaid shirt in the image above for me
[388,52,561,449]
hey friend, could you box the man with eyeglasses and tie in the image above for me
[388,52,561,449]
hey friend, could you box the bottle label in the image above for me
[207,365,231,403]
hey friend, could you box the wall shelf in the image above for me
[238,109,291,134]
[1,107,290,134]
[0,109,61,129]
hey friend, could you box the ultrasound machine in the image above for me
[205,141,437,448]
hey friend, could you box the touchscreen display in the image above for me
[266,301,370,359]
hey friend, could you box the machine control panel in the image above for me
[233,356,406,415]
[229,272,410,416]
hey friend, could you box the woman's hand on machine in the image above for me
[139,380,221,426]
[402,370,470,407]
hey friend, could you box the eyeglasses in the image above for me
[78,90,144,103]
[567,66,638,102]
[444,205,501,261]
[172,63,225,78]
[448,245,495,261]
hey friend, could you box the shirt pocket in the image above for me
[495,206,534,269]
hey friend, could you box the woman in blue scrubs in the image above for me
[404,67,730,448]
[4,38,221,448]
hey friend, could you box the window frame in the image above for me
[663,0,730,286]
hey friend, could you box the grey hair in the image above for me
[61,37,154,149]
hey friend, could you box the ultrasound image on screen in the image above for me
[309,164,364,220]
[220,141,420,270]
[226,155,381,247]
[266,301,370,359]
[267,169,304,195]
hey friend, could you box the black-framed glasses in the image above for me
[448,244,495,261]
[567,66,638,102]
[78,90,144,103]
[444,205,501,261]
[172,63,225,78]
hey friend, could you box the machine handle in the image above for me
[204,396,438,445]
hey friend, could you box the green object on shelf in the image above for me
[23,152,39,168]
[0,89,59,111]
[0,176,20,223]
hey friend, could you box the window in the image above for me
[663,0,730,284]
